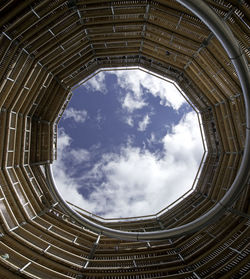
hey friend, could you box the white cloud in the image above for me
[82,112,203,218]
[95,109,105,129]
[63,107,88,123]
[147,133,157,146]
[53,129,88,208]
[113,69,186,111]
[85,72,107,93]
[122,92,147,113]
[69,149,90,164]
[124,115,134,127]
[138,114,151,131]
[54,111,204,218]
[162,111,203,164]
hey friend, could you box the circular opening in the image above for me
[54,69,204,218]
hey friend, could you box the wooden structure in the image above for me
[0,0,249,278]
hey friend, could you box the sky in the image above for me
[53,69,204,218]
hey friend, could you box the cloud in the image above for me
[147,133,157,146]
[162,111,203,164]
[95,109,105,129]
[53,111,204,218]
[81,112,203,218]
[113,69,186,111]
[63,107,88,123]
[124,115,134,127]
[138,114,151,131]
[52,129,89,208]
[122,92,147,113]
[85,72,107,93]
[69,149,90,164]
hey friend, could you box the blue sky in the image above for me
[53,69,204,218]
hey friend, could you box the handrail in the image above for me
[45,0,250,241]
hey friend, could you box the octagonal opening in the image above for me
[53,68,205,218]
